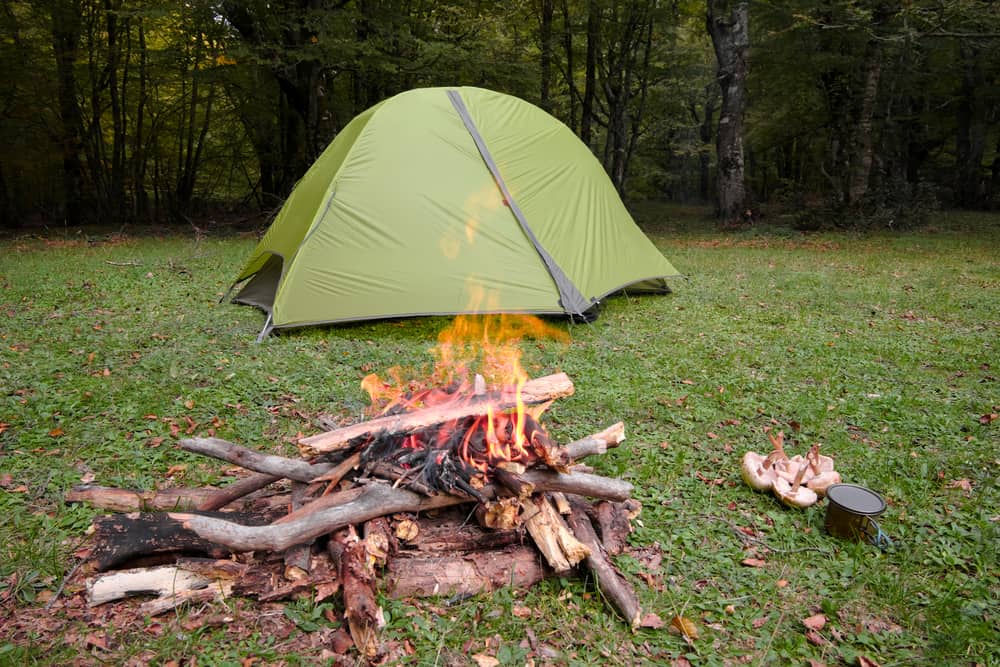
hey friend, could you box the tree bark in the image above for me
[50,0,87,225]
[707,0,749,222]
[955,43,986,209]
[540,0,554,113]
[581,0,599,148]
[847,43,882,204]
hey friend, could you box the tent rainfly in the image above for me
[229,87,681,338]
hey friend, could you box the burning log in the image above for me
[297,372,574,456]
[71,362,648,647]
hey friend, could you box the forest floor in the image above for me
[0,204,997,666]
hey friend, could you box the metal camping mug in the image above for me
[824,484,892,549]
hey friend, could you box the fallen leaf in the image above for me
[946,478,973,494]
[741,557,767,568]
[471,654,500,667]
[979,412,997,425]
[669,615,698,640]
[752,615,769,629]
[857,657,883,667]
[807,660,827,667]
[802,613,827,631]
[48,427,65,438]
[805,629,828,646]
[672,658,693,667]
[639,612,665,629]
[775,579,789,588]
[511,605,532,619]
[315,581,340,602]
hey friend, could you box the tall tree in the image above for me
[706,0,749,221]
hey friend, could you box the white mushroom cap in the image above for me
[741,451,777,491]
[806,470,842,497]
[772,462,819,508]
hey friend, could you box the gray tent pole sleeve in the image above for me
[447,90,593,316]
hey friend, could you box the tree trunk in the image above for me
[847,44,882,204]
[540,0,554,112]
[560,0,576,130]
[955,43,986,209]
[706,0,749,222]
[581,0,599,148]
[50,0,87,225]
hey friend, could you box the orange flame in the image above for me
[360,313,568,472]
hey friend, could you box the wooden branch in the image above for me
[197,472,282,511]
[523,495,590,573]
[169,484,460,553]
[341,538,384,659]
[386,546,547,599]
[298,373,575,456]
[179,437,332,483]
[564,422,625,460]
[169,468,631,554]
[566,500,641,630]
[66,485,217,512]
[521,469,633,502]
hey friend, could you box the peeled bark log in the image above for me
[180,437,332,483]
[564,422,625,461]
[386,546,546,599]
[66,485,217,512]
[298,373,575,456]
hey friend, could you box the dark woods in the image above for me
[1,0,998,229]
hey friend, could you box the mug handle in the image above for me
[863,517,893,550]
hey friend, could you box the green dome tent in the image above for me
[230,87,680,338]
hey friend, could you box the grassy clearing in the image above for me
[0,207,997,666]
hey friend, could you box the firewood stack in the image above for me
[68,372,648,659]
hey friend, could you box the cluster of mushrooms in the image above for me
[740,431,841,508]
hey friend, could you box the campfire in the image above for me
[68,315,651,659]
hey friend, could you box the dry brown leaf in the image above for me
[805,629,829,646]
[802,613,827,631]
[314,581,340,603]
[639,612,666,629]
[471,654,500,667]
[946,478,973,494]
[857,657,883,667]
[752,615,769,629]
[511,605,532,619]
[741,557,767,568]
[670,615,699,640]
[807,660,827,667]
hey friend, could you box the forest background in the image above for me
[1,0,998,231]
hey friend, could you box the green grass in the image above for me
[1,206,997,665]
